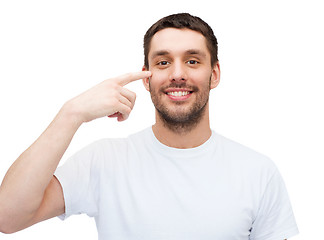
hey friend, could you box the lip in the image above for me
[164,88,193,101]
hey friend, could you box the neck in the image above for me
[152,106,212,149]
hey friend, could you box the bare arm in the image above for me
[0,106,80,233]
[0,71,152,234]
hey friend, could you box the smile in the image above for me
[164,88,194,101]
[167,91,191,97]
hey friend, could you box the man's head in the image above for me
[144,13,218,70]
[142,13,220,133]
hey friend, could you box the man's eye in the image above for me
[187,60,199,64]
[158,61,169,66]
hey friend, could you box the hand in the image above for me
[65,71,152,123]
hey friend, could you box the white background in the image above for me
[0,0,323,239]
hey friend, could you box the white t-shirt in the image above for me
[54,127,298,240]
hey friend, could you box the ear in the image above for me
[210,62,220,89]
[142,66,150,91]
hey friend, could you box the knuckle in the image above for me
[111,91,119,98]
[125,106,132,115]
[109,81,119,90]
[111,98,119,106]
[131,93,136,103]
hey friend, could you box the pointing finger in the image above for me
[117,71,152,86]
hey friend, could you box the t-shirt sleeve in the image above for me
[54,142,101,220]
[249,167,299,240]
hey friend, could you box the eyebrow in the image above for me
[185,49,207,58]
[151,49,207,59]
[151,50,170,59]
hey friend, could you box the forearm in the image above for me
[0,102,82,221]
[0,71,151,233]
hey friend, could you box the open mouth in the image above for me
[164,89,194,100]
[166,91,192,97]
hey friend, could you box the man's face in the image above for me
[143,28,220,127]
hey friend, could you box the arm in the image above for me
[0,71,151,233]
[0,106,80,233]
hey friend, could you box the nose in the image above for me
[169,61,187,82]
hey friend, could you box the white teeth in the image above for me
[167,91,190,97]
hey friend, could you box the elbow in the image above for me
[0,196,20,234]
[0,201,39,234]
[0,229,17,235]
[0,227,15,235]
[0,207,38,234]
[0,219,20,234]
[0,220,11,234]
[0,196,37,234]
[0,217,15,234]
[0,210,20,234]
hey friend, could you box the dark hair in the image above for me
[143,13,218,69]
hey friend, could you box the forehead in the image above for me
[149,28,209,58]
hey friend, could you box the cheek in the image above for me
[189,69,211,86]
[149,70,167,88]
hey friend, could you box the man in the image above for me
[0,13,298,239]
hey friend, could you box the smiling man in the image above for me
[144,27,220,146]
[0,13,298,239]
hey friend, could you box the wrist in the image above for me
[59,100,85,128]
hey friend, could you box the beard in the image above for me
[149,78,211,133]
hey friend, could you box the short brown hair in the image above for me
[143,13,218,69]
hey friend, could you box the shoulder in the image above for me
[213,132,278,178]
[73,128,150,162]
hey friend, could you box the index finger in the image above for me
[117,71,152,86]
